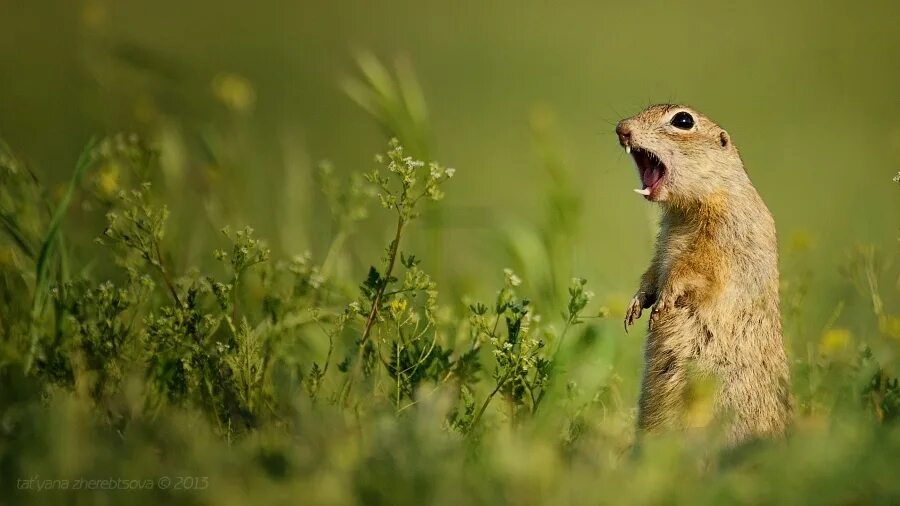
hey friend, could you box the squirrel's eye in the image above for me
[670,111,694,130]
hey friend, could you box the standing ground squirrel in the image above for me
[617,104,790,444]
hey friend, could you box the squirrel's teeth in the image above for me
[634,188,651,196]
[625,145,631,154]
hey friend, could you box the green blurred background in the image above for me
[1,0,898,310]
[2,2,900,504]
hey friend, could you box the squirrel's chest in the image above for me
[655,230,695,283]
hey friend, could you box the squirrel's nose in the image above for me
[616,122,632,146]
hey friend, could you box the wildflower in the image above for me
[211,73,256,113]
[503,268,522,287]
[388,298,408,319]
[309,274,325,289]
[96,163,120,197]
[820,328,851,354]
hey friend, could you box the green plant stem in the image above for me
[339,214,405,405]
[468,371,512,436]
[554,320,573,358]
[310,333,335,403]
[395,340,402,410]
[361,215,405,347]
[154,240,181,306]
[532,318,577,414]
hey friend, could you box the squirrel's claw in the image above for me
[649,291,678,330]
[649,305,662,330]
[624,296,643,333]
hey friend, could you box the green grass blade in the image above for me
[0,212,36,258]
[24,136,98,372]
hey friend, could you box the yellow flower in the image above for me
[211,73,256,113]
[96,163,120,197]
[820,328,851,354]
[388,298,408,319]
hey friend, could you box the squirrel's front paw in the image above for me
[649,290,680,329]
[624,296,644,332]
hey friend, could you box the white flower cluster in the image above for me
[503,268,522,287]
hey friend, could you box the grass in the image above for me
[0,56,898,506]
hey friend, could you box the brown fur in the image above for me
[618,104,791,444]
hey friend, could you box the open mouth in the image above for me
[628,146,666,199]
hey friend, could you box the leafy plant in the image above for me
[0,91,897,506]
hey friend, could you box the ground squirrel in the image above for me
[617,104,790,444]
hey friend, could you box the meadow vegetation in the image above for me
[0,56,899,506]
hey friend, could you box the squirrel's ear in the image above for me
[719,131,730,147]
